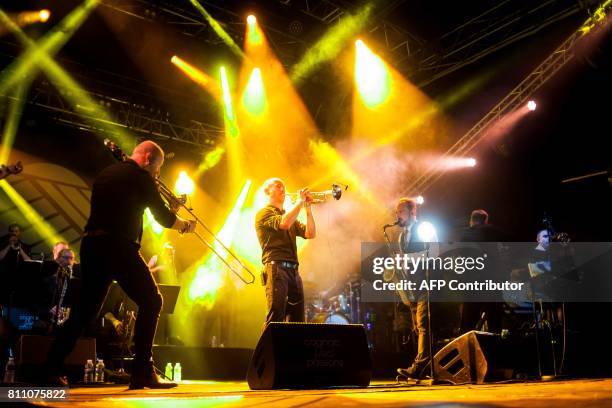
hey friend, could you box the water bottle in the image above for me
[211,336,217,347]
[164,362,173,381]
[3,357,15,383]
[173,362,182,382]
[95,359,105,383]
[84,359,94,383]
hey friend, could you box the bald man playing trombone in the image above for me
[45,140,196,389]
[255,178,316,325]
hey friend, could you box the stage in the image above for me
[18,378,612,407]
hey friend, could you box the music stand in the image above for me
[158,285,180,314]
[157,285,180,345]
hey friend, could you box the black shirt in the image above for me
[85,160,176,243]
[255,205,307,264]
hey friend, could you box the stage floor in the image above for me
[23,378,612,407]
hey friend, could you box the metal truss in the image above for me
[414,0,591,86]
[281,0,591,86]
[99,0,307,65]
[403,0,612,196]
[1,78,223,149]
[100,0,590,86]
[277,0,345,25]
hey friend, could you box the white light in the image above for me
[247,15,256,25]
[467,158,477,167]
[416,195,425,205]
[175,171,195,195]
[418,221,437,242]
[527,100,537,111]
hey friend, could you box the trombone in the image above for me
[155,181,255,284]
[104,139,256,284]
[287,184,347,204]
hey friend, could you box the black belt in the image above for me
[270,260,299,270]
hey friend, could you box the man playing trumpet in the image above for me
[255,178,316,325]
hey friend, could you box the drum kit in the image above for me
[305,281,360,325]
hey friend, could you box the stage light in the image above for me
[175,171,195,196]
[246,14,263,46]
[527,100,537,111]
[467,158,477,167]
[417,221,437,243]
[39,9,51,22]
[243,67,266,115]
[416,195,425,205]
[355,39,391,108]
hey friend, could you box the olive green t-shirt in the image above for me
[255,205,307,264]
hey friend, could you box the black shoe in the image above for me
[397,359,429,379]
[129,361,177,390]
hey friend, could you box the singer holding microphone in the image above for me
[45,140,196,389]
[255,178,316,325]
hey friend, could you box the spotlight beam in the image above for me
[187,0,244,58]
[0,180,64,248]
[0,79,32,165]
[0,0,99,95]
[291,3,374,84]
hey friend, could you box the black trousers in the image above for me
[47,235,162,372]
[409,300,430,362]
[264,263,304,325]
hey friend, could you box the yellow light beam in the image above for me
[0,0,99,95]
[0,78,32,164]
[242,67,266,115]
[290,3,374,84]
[187,0,244,58]
[187,180,252,305]
[170,55,221,100]
[354,39,391,108]
[0,5,135,149]
[0,180,64,248]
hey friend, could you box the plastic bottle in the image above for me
[3,357,15,383]
[84,359,94,383]
[164,362,173,381]
[173,362,182,382]
[211,336,217,347]
[95,359,105,383]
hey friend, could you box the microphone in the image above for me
[383,220,400,230]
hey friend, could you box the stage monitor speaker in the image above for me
[433,330,535,384]
[247,322,371,389]
[18,335,96,366]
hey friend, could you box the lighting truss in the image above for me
[403,0,612,195]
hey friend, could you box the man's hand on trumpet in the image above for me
[299,187,314,207]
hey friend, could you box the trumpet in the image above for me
[288,184,347,204]
[104,139,256,285]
